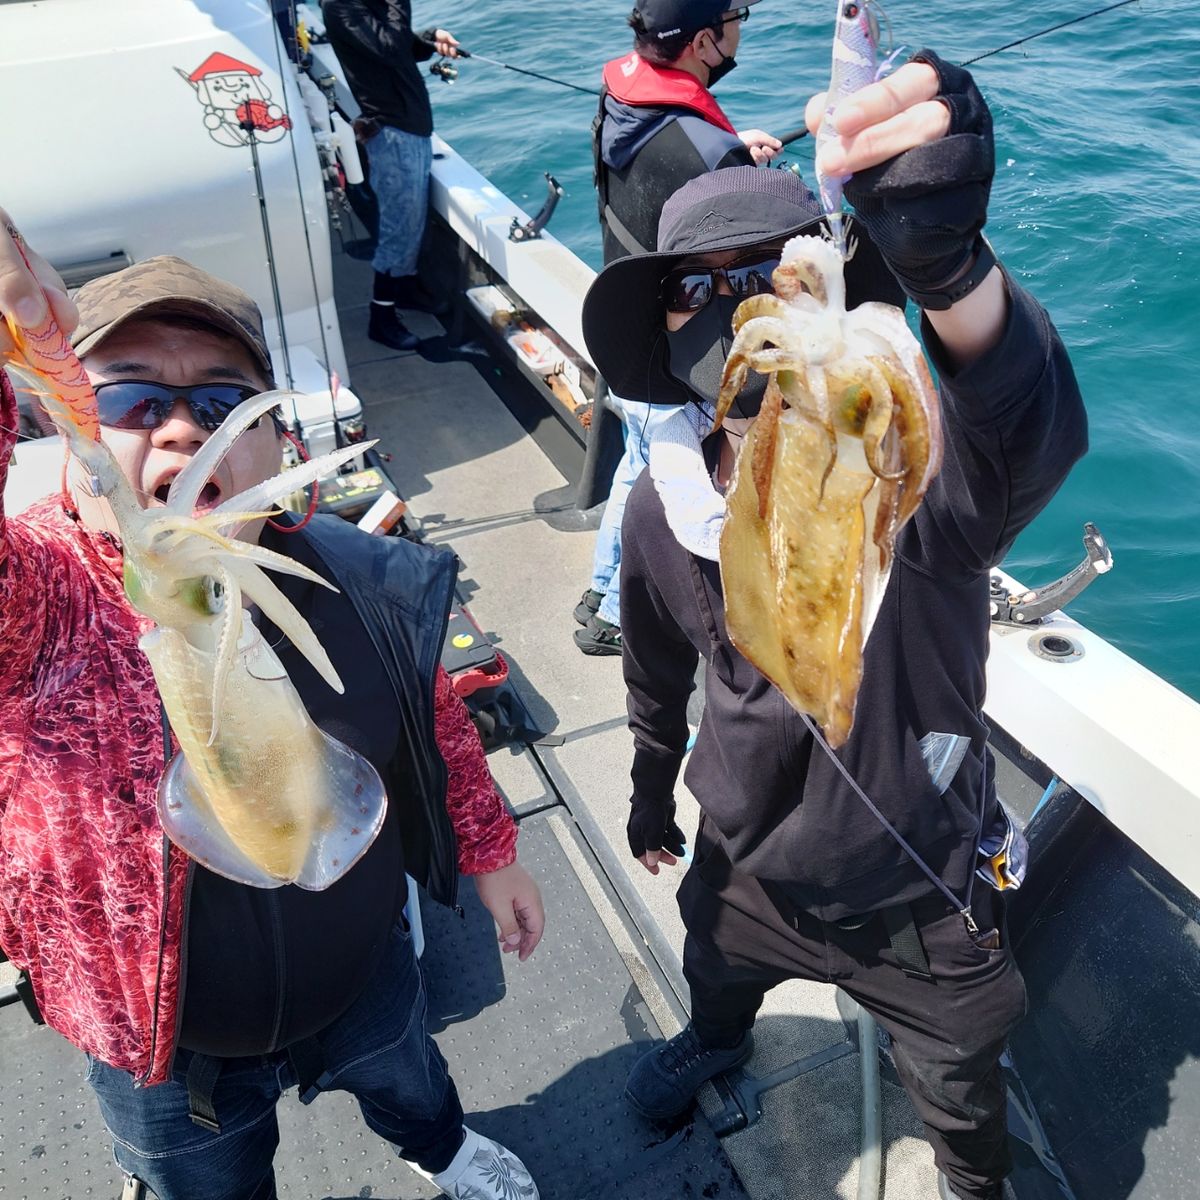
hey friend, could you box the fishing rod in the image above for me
[777,0,1148,154]
[961,0,1143,66]
[429,0,1146,148]
[426,43,600,96]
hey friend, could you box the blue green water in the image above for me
[423,0,1200,701]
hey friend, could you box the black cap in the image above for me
[582,165,904,404]
[633,0,763,39]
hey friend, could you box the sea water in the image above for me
[424,0,1200,700]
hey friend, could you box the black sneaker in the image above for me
[368,303,420,351]
[625,1024,753,1121]
[574,614,621,656]
[573,588,604,626]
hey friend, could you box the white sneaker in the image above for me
[409,1126,540,1200]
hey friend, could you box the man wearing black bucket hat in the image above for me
[583,54,1088,1200]
[574,0,781,655]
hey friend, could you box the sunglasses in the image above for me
[660,250,782,314]
[718,6,751,24]
[94,380,264,432]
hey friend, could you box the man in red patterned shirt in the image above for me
[0,214,544,1200]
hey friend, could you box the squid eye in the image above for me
[204,577,225,615]
[843,3,859,17]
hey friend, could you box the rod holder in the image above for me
[510,174,564,243]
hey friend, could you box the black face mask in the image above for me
[664,294,768,420]
[707,52,738,87]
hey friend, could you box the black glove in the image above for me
[845,50,996,310]
[627,795,687,860]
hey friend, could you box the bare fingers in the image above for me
[432,29,460,58]
[738,129,783,166]
[807,62,950,176]
[0,210,77,343]
[514,893,545,962]
[818,99,950,176]
[638,849,679,876]
[831,62,940,136]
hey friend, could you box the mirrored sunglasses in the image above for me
[94,381,263,432]
[660,251,782,314]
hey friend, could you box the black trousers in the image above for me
[678,817,1027,1200]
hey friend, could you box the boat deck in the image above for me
[2,236,950,1200]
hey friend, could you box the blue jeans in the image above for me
[366,126,432,277]
[590,395,682,626]
[86,923,463,1200]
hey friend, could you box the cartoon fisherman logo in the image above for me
[177,52,293,147]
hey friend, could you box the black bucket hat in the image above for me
[582,165,904,404]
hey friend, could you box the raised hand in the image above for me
[0,210,77,354]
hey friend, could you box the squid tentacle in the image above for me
[212,439,379,525]
[856,359,904,482]
[167,391,296,514]
[207,563,242,747]
[224,556,343,695]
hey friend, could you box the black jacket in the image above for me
[324,0,438,136]
[620,277,1088,921]
[594,78,752,264]
[179,514,457,1055]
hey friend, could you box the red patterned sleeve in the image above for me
[0,372,48,689]
[433,665,518,875]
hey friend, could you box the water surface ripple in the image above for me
[425,0,1200,699]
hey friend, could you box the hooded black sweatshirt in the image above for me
[619,276,1088,921]
[595,53,753,264]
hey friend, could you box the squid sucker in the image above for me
[4,306,386,888]
[714,234,943,747]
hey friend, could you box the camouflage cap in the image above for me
[70,256,275,387]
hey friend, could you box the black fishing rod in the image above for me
[429,0,1147,106]
[961,0,1143,66]
[426,42,600,96]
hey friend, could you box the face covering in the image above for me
[707,52,738,87]
[665,294,768,420]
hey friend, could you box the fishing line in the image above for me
[779,0,1147,159]
[961,0,1144,66]
[433,0,1146,140]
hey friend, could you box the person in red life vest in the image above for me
[594,1,781,263]
[0,222,543,1200]
[575,1,781,655]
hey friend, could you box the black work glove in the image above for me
[845,50,996,310]
[627,795,687,861]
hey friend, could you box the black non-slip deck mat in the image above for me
[0,812,745,1200]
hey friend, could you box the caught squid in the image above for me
[3,299,387,890]
[714,234,942,748]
